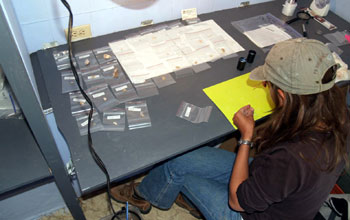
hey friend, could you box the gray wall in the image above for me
[0,183,66,220]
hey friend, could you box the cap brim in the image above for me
[249,65,266,81]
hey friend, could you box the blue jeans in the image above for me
[137,146,247,220]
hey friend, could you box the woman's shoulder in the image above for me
[261,130,342,172]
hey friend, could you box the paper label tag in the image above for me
[181,8,197,20]
[73,98,86,103]
[79,54,90,59]
[128,107,141,112]
[64,76,75,80]
[92,92,105,98]
[107,115,121,120]
[57,56,69,62]
[87,75,100,79]
[96,49,109,54]
[115,85,128,92]
[184,107,191,117]
[103,66,115,72]
[81,120,88,127]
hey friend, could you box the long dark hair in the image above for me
[254,67,349,172]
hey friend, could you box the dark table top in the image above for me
[31,0,350,195]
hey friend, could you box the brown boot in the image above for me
[175,193,204,219]
[111,181,152,214]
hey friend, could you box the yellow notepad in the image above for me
[203,73,275,128]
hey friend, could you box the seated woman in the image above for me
[112,38,349,220]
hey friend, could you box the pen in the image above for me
[302,23,307,37]
[126,201,129,220]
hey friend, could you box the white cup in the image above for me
[282,1,297,17]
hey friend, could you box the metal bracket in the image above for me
[43,41,59,50]
[43,108,53,115]
[66,159,76,178]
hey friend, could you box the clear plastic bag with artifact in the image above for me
[74,111,103,136]
[75,50,99,70]
[125,100,152,130]
[110,81,138,103]
[87,84,119,112]
[101,108,126,131]
[93,46,116,65]
[176,101,212,123]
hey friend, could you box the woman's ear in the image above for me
[277,89,286,105]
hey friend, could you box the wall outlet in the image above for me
[141,19,154,26]
[239,1,250,7]
[65,24,92,42]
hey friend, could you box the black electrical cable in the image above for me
[60,1,121,219]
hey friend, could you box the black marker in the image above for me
[302,23,307,37]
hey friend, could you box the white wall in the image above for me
[330,0,350,23]
[0,0,39,99]
[10,0,271,54]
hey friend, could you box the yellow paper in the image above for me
[203,73,275,128]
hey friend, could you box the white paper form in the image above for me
[243,24,292,48]
[109,20,245,84]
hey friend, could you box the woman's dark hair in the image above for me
[254,66,349,172]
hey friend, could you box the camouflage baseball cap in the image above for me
[250,38,338,95]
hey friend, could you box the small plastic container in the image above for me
[282,1,297,17]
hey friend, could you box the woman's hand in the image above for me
[233,105,255,140]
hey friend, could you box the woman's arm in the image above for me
[229,105,255,211]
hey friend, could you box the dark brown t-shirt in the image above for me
[237,131,345,220]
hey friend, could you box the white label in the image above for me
[87,75,100,79]
[92,92,105,98]
[79,54,90,59]
[128,107,141,112]
[96,49,109,54]
[115,85,128,92]
[57,56,68,62]
[64,76,75,80]
[181,8,197,20]
[81,120,88,127]
[184,107,191,117]
[107,115,121,120]
[73,98,86,103]
[103,66,115,72]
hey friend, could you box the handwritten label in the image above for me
[79,54,90,59]
[128,107,141,112]
[184,107,191,117]
[107,115,121,120]
[87,75,100,80]
[96,49,109,54]
[81,120,88,127]
[92,92,105,98]
[115,85,128,92]
[73,98,86,103]
[64,76,75,80]
[103,66,115,72]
